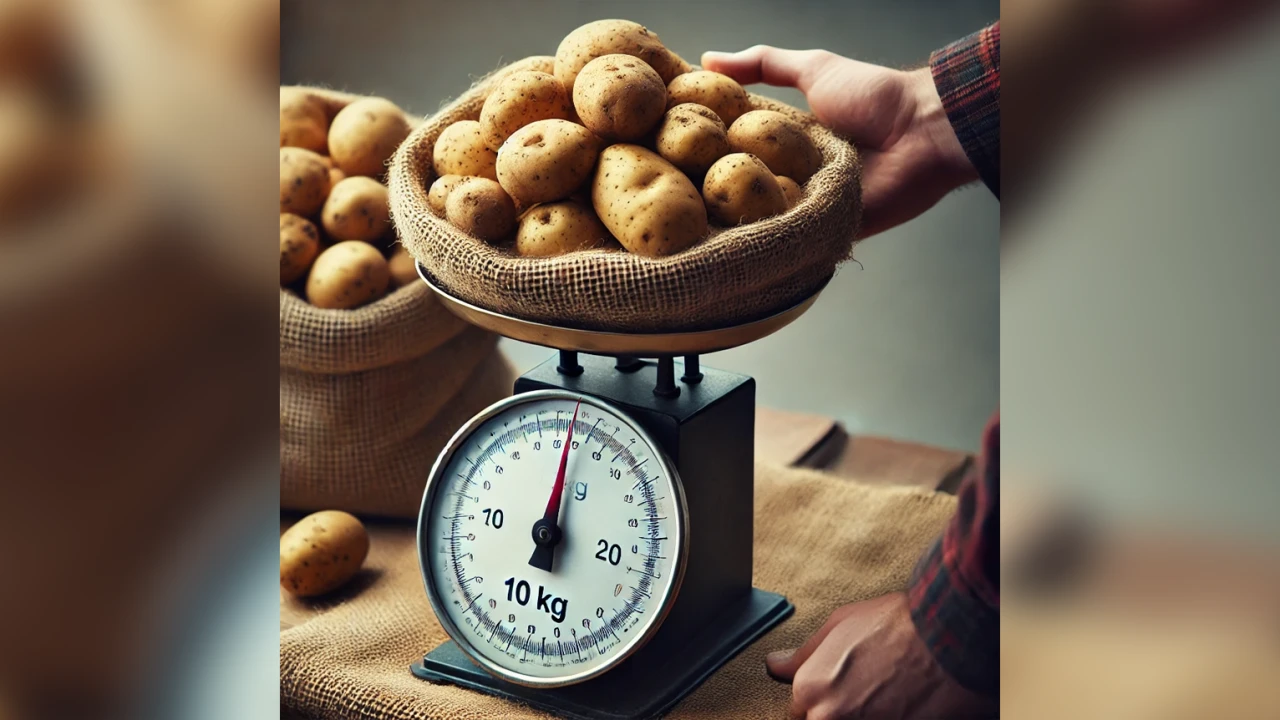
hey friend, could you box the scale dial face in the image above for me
[418,390,688,687]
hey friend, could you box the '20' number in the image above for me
[595,540,621,566]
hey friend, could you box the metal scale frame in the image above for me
[409,265,830,720]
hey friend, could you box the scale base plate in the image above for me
[410,588,794,720]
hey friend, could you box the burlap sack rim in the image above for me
[388,55,862,333]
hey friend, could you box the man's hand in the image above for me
[702,47,977,238]
[766,593,994,719]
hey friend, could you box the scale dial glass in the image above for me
[418,390,688,687]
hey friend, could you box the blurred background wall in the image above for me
[281,0,1001,452]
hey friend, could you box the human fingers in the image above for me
[764,602,862,682]
[700,45,832,92]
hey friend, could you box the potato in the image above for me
[445,177,517,242]
[777,175,803,208]
[279,147,331,216]
[592,144,707,257]
[279,87,328,152]
[573,54,666,142]
[666,71,750,127]
[702,152,787,226]
[433,120,498,181]
[305,240,390,309]
[479,70,572,152]
[280,213,321,285]
[515,201,612,257]
[554,19,689,93]
[654,103,730,179]
[328,97,411,178]
[322,176,390,243]
[427,174,466,216]
[727,110,822,183]
[387,246,419,288]
[279,510,369,597]
[496,119,600,206]
[329,165,346,187]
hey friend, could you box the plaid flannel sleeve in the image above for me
[930,22,1000,197]
[907,412,1000,697]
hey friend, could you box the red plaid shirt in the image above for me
[908,23,1000,698]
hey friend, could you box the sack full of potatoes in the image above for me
[389,20,862,333]
[279,87,515,519]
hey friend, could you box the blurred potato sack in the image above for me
[0,0,278,718]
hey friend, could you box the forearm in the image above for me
[907,414,1000,697]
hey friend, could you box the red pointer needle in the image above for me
[543,401,581,521]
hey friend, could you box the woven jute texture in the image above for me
[280,464,955,719]
[279,86,514,519]
[388,56,862,333]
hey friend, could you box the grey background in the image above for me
[282,0,1000,452]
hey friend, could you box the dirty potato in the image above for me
[427,174,467,216]
[387,246,419,288]
[279,146,331,216]
[433,120,498,181]
[305,240,391,309]
[666,71,750,126]
[322,176,390,243]
[573,54,666,142]
[445,177,517,242]
[279,510,369,597]
[554,19,690,93]
[479,70,573,151]
[702,152,787,225]
[280,213,321,285]
[515,201,612,257]
[591,144,707,257]
[496,119,600,206]
[727,110,822,183]
[654,103,731,179]
[328,97,411,178]
[280,87,328,152]
[777,175,803,208]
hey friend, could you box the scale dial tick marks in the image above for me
[420,391,686,687]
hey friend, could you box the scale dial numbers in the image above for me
[418,390,687,687]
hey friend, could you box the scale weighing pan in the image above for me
[415,262,830,357]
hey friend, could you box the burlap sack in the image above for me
[280,87,516,519]
[388,57,862,333]
[280,464,955,719]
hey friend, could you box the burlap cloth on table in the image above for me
[280,463,956,719]
[388,56,862,334]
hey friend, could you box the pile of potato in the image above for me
[279,90,418,309]
[429,19,821,259]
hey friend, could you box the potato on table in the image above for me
[727,110,822,183]
[573,54,666,142]
[433,120,498,181]
[654,103,731,179]
[305,240,391,309]
[427,174,467,217]
[280,213,321,285]
[279,147,331,216]
[322,176,390,243]
[496,119,600,206]
[280,510,369,597]
[479,70,572,152]
[279,87,329,152]
[445,177,517,243]
[666,71,750,127]
[515,201,612,257]
[702,152,788,226]
[554,19,690,93]
[328,97,412,178]
[592,144,707,257]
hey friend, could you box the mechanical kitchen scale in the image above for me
[411,264,830,720]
